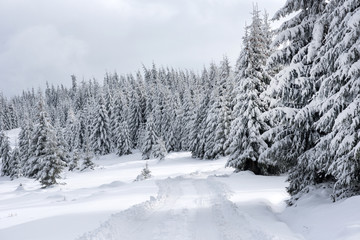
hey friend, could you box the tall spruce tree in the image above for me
[190,93,210,159]
[128,88,142,147]
[152,137,167,160]
[204,56,232,159]
[115,121,132,156]
[261,0,327,173]
[27,99,66,186]
[181,86,197,151]
[226,6,271,174]
[203,87,222,159]
[287,0,360,200]
[165,95,181,152]
[0,131,12,176]
[112,92,133,156]
[9,147,21,179]
[90,94,112,155]
[18,120,33,170]
[141,115,158,160]
[65,108,80,153]
[82,128,95,171]
[54,119,71,165]
[77,104,91,151]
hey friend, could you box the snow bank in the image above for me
[280,187,360,240]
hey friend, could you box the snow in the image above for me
[347,4,360,29]
[4,128,21,149]
[280,187,360,240]
[1,135,360,239]
[307,20,324,62]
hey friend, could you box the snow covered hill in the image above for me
[1,149,360,239]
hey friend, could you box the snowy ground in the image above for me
[1,129,360,240]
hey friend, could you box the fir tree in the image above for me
[77,104,91,151]
[90,94,112,155]
[112,93,133,156]
[181,87,196,151]
[65,108,80,153]
[261,0,326,173]
[287,0,360,200]
[141,116,158,160]
[18,120,33,169]
[68,150,80,171]
[226,7,271,174]
[128,89,142,147]
[190,94,210,158]
[153,137,167,160]
[0,131,12,176]
[9,147,22,179]
[115,121,132,156]
[203,88,221,159]
[135,162,152,181]
[204,57,231,159]
[82,129,95,171]
[26,99,66,186]
[167,102,182,152]
[37,136,66,187]
[54,119,71,165]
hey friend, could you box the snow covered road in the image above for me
[80,175,300,240]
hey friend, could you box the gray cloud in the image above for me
[0,0,285,97]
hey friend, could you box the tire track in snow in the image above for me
[78,178,193,240]
[200,178,272,240]
[79,175,301,240]
[150,179,194,240]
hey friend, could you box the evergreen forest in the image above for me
[0,0,359,203]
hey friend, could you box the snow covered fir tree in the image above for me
[255,0,360,202]
[226,6,272,175]
[25,99,66,187]
[0,0,359,204]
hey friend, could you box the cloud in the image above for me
[0,25,87,96]
[0,0,286,97]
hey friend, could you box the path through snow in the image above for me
[80,174,301,240]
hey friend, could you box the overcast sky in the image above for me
[0,0,286,97]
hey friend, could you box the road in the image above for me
[80,175,301,240]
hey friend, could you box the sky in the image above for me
[0,0,286,97]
